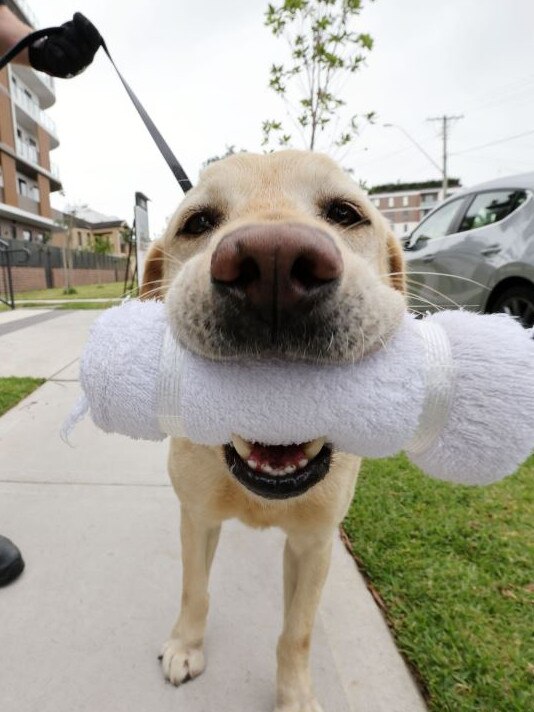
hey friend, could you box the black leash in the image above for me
[0,27,193,193]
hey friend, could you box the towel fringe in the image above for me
[60,394,89,446]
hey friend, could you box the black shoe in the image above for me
[0,535,25,586]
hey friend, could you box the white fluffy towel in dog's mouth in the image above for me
[224,436,332,500]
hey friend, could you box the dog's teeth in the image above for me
[261,464,273,474]
[232,434,253,460]
[285,465,296,474]
[247,459,258,470]
[298,458,309,468]
[303,438,326,460]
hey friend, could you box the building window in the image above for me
[22,229,31,241]
[17,178,27,196]
[388,197,394,208]
[0,167,3,188]
[402,196,409,206]
[78,231,83,247]
[35,233,44,243]
[31,185,40,202]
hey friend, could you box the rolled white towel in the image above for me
[63,300,534,486]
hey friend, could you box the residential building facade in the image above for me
[0,1,62,245]
[51,207,130,257]
[368,179,461,239]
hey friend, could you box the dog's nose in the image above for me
[210,223,342,317]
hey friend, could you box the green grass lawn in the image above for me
[0,377,45,417]
[15,281,129,301]
[54,301,119,310]
[344,453,533,712]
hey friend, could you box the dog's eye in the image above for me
[325,201,367,228]
[183,211,217,236]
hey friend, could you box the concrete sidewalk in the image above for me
[15,298,123,305]
[0,308,427,712]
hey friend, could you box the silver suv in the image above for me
[404,172,534,327]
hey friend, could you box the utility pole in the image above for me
[427,114,463,200]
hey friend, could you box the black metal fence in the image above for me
[8,238,127,271]
[0,239,30,309]
[4,238,128,293]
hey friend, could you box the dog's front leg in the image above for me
[275,529,333,712]
[161,506,221,686]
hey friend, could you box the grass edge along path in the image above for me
[15,282,127,302]
[343,453,533,712]
[0,377,45,417]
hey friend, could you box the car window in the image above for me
[457,190,527,232]
[410,197,465,243]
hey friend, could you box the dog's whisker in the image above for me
[155,246,186,269]
[404,277,466,310]
[120,277,172,302]
[384,270,490,291]
[135,283,171,301]
[377,334,389,353]
[403,290,446,312]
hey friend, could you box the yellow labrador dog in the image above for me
[142,150,406,712]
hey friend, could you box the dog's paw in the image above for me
[274,699,324,712]
[160,638,205,686]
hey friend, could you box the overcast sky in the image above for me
[32,0,534,235]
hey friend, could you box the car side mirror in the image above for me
[406,233,430,251]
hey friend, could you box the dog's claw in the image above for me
[160,638,205,686]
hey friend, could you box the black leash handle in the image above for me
[0,27,193,193]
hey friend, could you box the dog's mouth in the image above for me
[224,435,332,499]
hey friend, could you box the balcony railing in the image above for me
[11,83,58,138]
[15,138,39,165]
[34,69,55,94]
[18,194,40,215]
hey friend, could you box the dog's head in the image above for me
[142,149,406,499]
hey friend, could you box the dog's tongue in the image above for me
[249,443,308,470]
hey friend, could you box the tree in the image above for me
[120,225,134,246]
[93,235,113,255]
[262,0,376,152]
[203,145,247,167]
[55,203,88,295]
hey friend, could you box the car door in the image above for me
[406,189,528,313]
[404,195,472,313]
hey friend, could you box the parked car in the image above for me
[404,172,534,327]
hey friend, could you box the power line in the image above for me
[426,114,464,199]
[452,128,534,155]
[463,74,534,114]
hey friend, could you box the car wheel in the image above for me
[490,284,534,328]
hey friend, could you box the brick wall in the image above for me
[9,266,122,293]
[10,266,47,292]
[51,267,120,288]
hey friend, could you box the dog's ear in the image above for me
[140,240,165,300]
[387,231,406,294]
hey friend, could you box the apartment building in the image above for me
[0,0,61,245]
[368,179,461,239]
[51,207,130,257]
